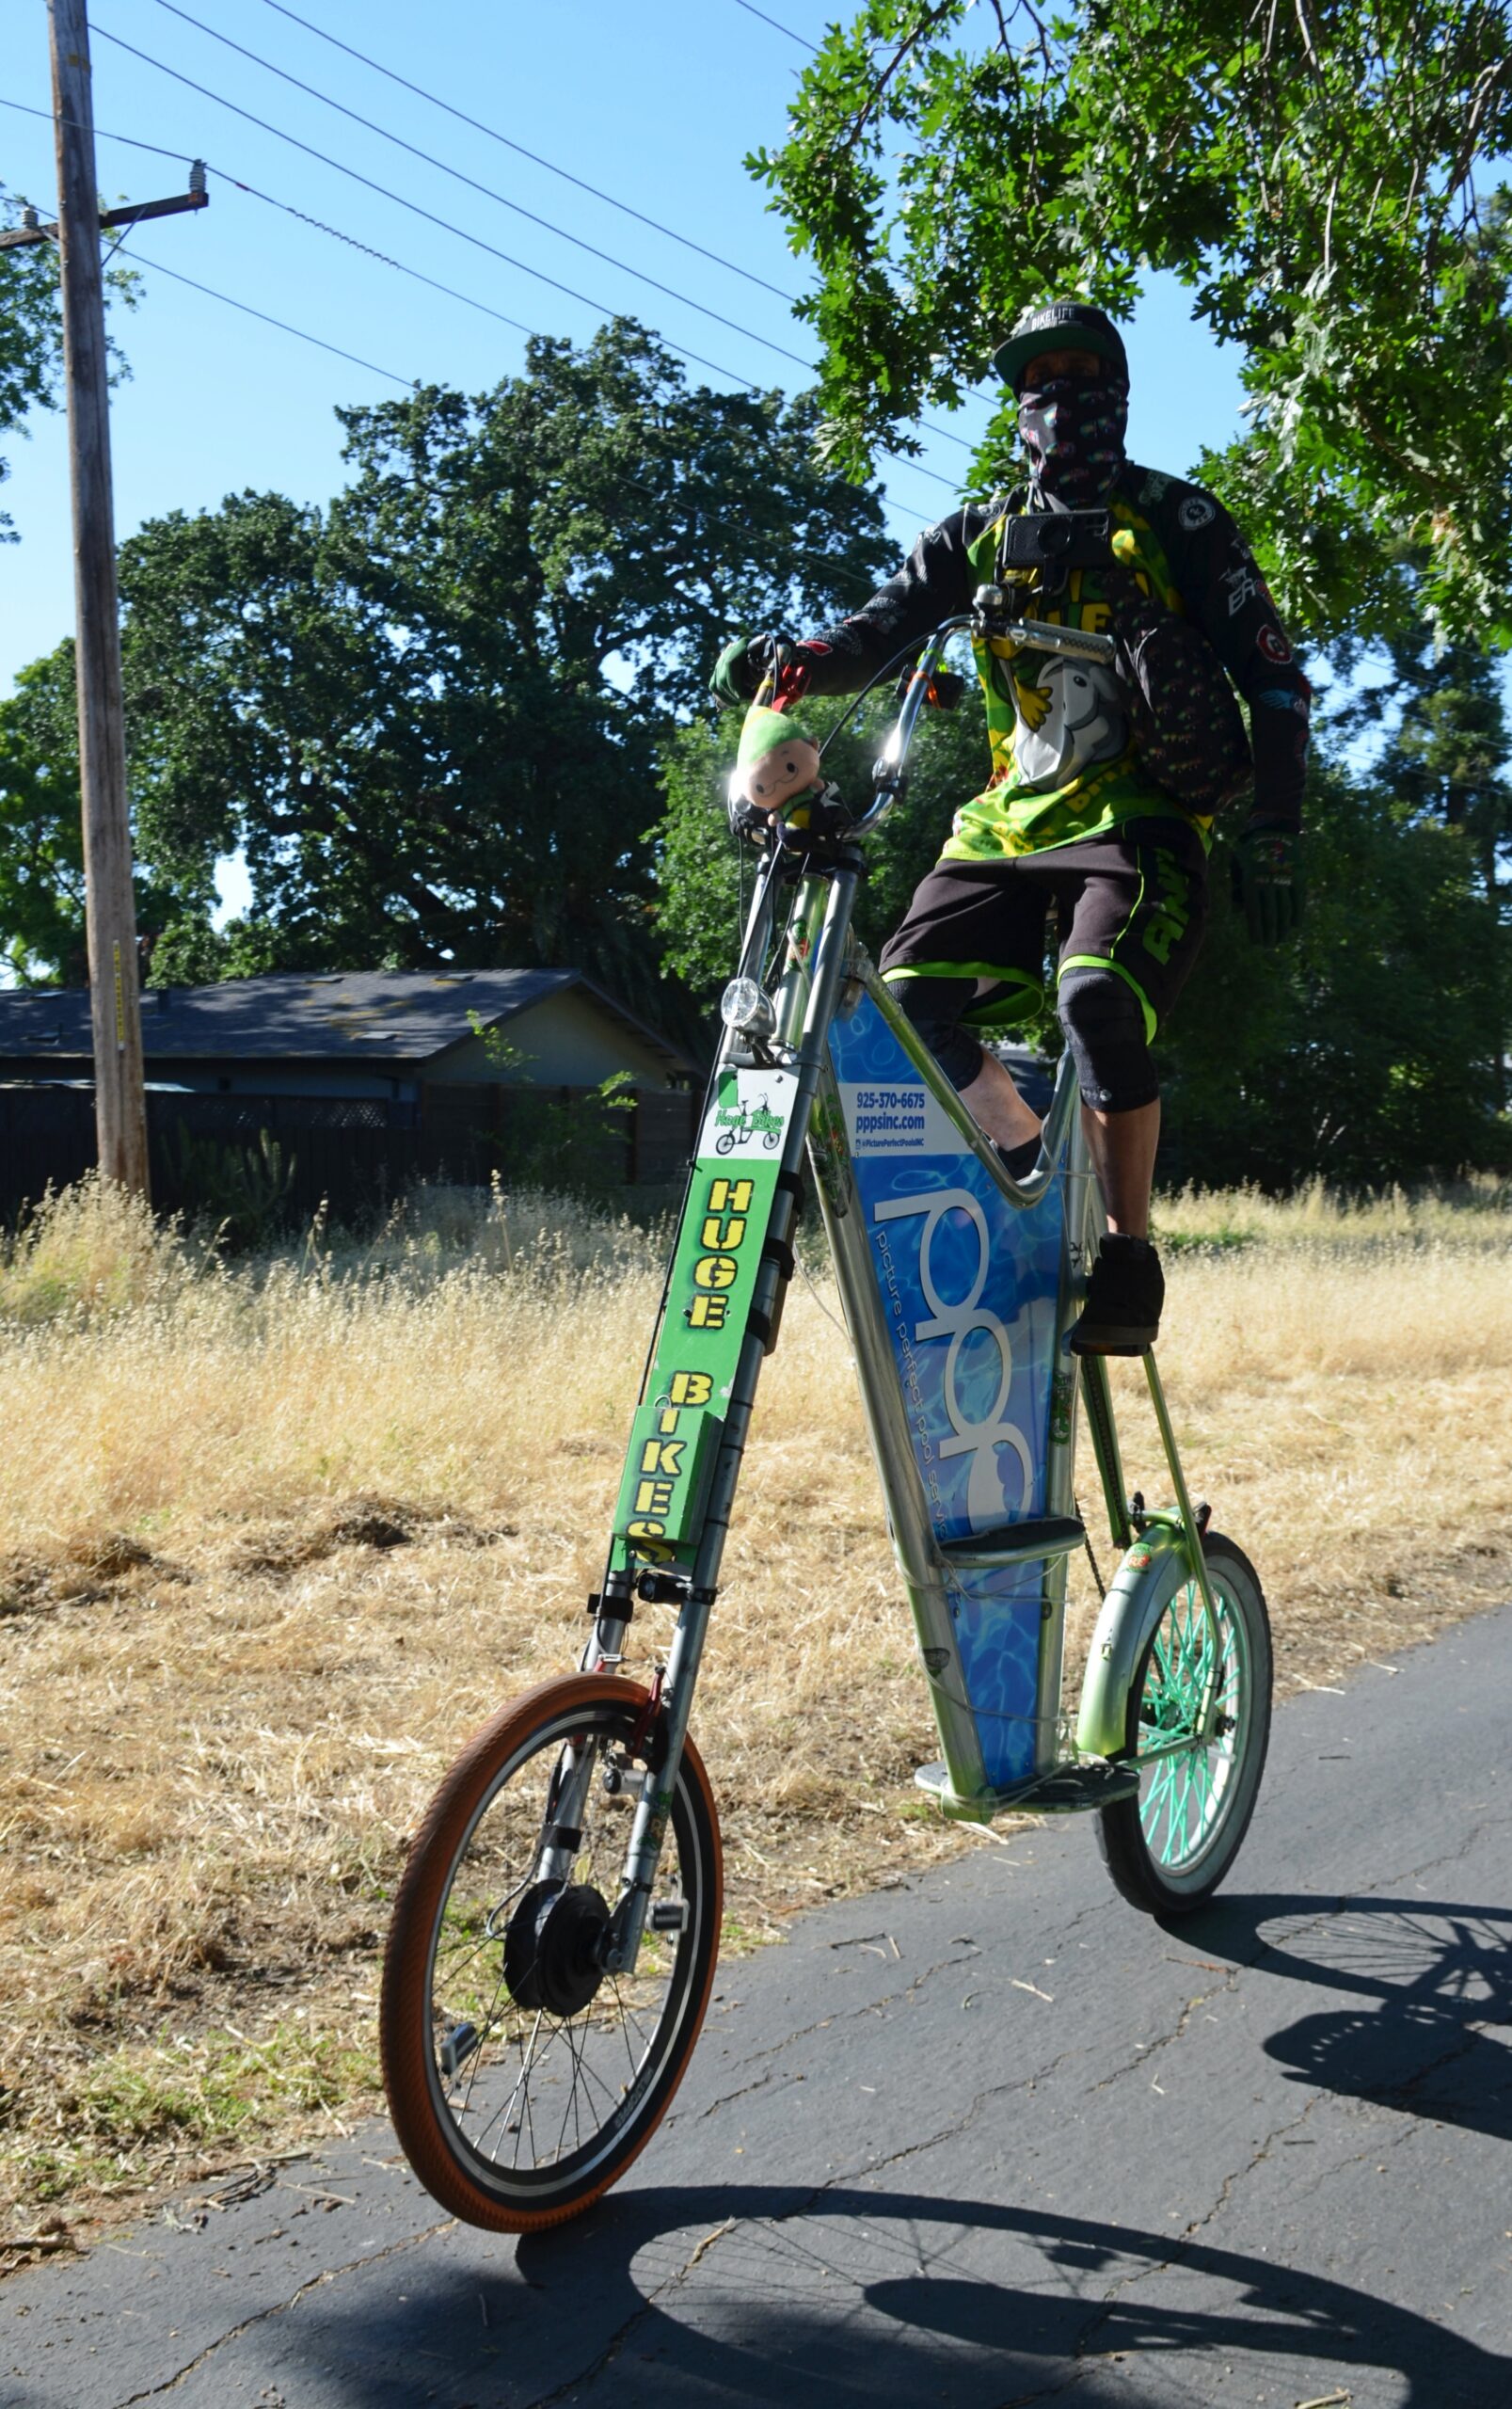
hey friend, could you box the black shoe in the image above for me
[1068,1235,1163,1355]
[993,1134,1042,1181]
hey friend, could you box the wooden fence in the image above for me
[0,1082,699,1230]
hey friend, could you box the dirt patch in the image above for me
[0,1533,192,1619]
[223,1494,516,1577]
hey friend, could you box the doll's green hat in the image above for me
[736,704,816,768]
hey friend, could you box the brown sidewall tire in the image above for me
[379,1674,722,2233]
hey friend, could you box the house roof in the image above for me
[0,968,698,1077]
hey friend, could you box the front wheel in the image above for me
[380,1675,722,2231]
[1097,1534,1272,1917]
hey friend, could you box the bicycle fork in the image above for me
[582,851,862,1976]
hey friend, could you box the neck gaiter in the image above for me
[1017,372,1130,507]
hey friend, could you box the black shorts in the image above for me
[877,817,1208,1040]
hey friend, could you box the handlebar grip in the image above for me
[1007,616,1117,664]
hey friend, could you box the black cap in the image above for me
[991,301,1128,391]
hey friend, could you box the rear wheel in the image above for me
[1097,1535,1271,1916]
[380,1675,721,2231]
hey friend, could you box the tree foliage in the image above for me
[0,205,62,542]
[1339,622,1512,901]
[2,183,137,541]
[117,323,891,1021]
[0,640,214,984]
[1164,762,1509,1184]
[0,648,84,981]
[752,0,1512,642]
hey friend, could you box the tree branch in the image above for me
[843,1,958,153]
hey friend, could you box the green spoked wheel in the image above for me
[380,1675,722,2232]
[1097,1534,1272,1917]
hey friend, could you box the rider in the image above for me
[712,301,1309,1353]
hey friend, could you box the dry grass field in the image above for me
[3,1173,1511,2255]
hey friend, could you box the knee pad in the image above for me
[887,975,985,1092]
[1057,967,1157,1113]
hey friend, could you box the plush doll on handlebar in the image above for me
[730,702,823,821]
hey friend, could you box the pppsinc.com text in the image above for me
[854,1087,924,1139]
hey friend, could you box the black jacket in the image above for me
[792,467,1310,828]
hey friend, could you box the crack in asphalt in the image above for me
[685,1943,985,2089]
[110,2218,454,2406]
[1012,2087,1329,2392]
[1090,1965,1242,2094]
[521,2199,805,2408]
[961,1813,1512,2400]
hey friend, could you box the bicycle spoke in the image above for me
[1138,1574,1250,1873]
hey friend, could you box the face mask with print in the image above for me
[1017,372,1130,507]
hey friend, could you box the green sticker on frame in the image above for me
[612,1069,798,1564]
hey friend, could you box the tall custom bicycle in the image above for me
[379,598,1274,2232]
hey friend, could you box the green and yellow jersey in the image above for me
[788,465,1310,859]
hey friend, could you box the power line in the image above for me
[218,172,947,550]
[256,0,800,308]
[138,6,817,393]
[0,92,193,165]
[731,0,813,47]
[139,0,980,471]
[216,169,542,340]
[253,0,995,459]
[88,31,790,390]
[118,247,414,384]
[119,247,907,609]
[0,93,935,549]
[87,24,963,518]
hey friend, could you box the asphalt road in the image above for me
[7,1601,1511,2409]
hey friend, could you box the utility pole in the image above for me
[23,1,206,1193]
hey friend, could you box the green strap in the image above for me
[883,962,1046,1031]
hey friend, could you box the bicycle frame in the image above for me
[581,618,1224,1973]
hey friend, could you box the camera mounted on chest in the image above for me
[994,503,1114,605]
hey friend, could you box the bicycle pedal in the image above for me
[914,1758,1140,1821]
[1013,1761,1141,1813]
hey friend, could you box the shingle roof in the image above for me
[0,968,695,1075]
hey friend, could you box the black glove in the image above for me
[1231,821,1304,946]
[710,631,789,709]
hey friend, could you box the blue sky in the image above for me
[2,0,1253,718]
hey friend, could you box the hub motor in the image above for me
[502,1879,612,2018]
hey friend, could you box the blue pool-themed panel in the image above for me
[828,988,1067,1788]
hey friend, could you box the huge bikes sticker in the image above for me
[701,1069,786,1157]
[611,1068,799,1567]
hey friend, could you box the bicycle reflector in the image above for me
[720,978,776,1040]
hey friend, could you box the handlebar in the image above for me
[738,598,1119,846]
[850,598,1116,836]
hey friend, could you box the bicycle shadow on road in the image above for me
[1178,1891,1512,2140]
[312,2196,1502,2399]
